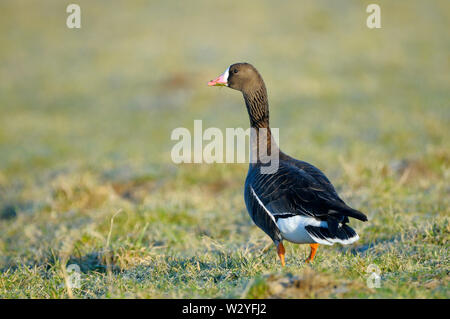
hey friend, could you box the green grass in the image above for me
[0,0,449,298]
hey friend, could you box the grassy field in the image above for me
[0,0,449,298]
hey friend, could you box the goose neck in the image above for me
[243,86,269,129]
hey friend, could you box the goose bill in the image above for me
[207,67,229,86]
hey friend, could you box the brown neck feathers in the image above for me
[243,83,280,163]
[243,85,269,128]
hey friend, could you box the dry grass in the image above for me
[0,0,449,298]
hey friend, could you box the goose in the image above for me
[208,63,368,266]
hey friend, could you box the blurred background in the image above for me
[0,1,448,298]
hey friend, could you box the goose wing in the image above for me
[249,162,368,227]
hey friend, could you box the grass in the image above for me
[0,0,449,298]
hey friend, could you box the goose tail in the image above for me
[330,202,368,222]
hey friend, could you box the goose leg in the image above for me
[305,243,319,263]
[276,242,286,267]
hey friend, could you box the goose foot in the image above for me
[305,243,319,263]
[276,242,286,267]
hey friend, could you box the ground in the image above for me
[0,1,449,298]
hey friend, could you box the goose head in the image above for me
[208,63,269,128]
[208,63,265,93]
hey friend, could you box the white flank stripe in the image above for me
[250,186,277,224]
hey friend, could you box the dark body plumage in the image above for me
[208,62,368,264]
[244,152,367,243]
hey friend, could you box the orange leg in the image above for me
[276,242,286,267]
[305,243,319,263]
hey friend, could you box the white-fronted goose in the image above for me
[208,63,368,266]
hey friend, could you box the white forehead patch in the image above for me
[223,66,230,84]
